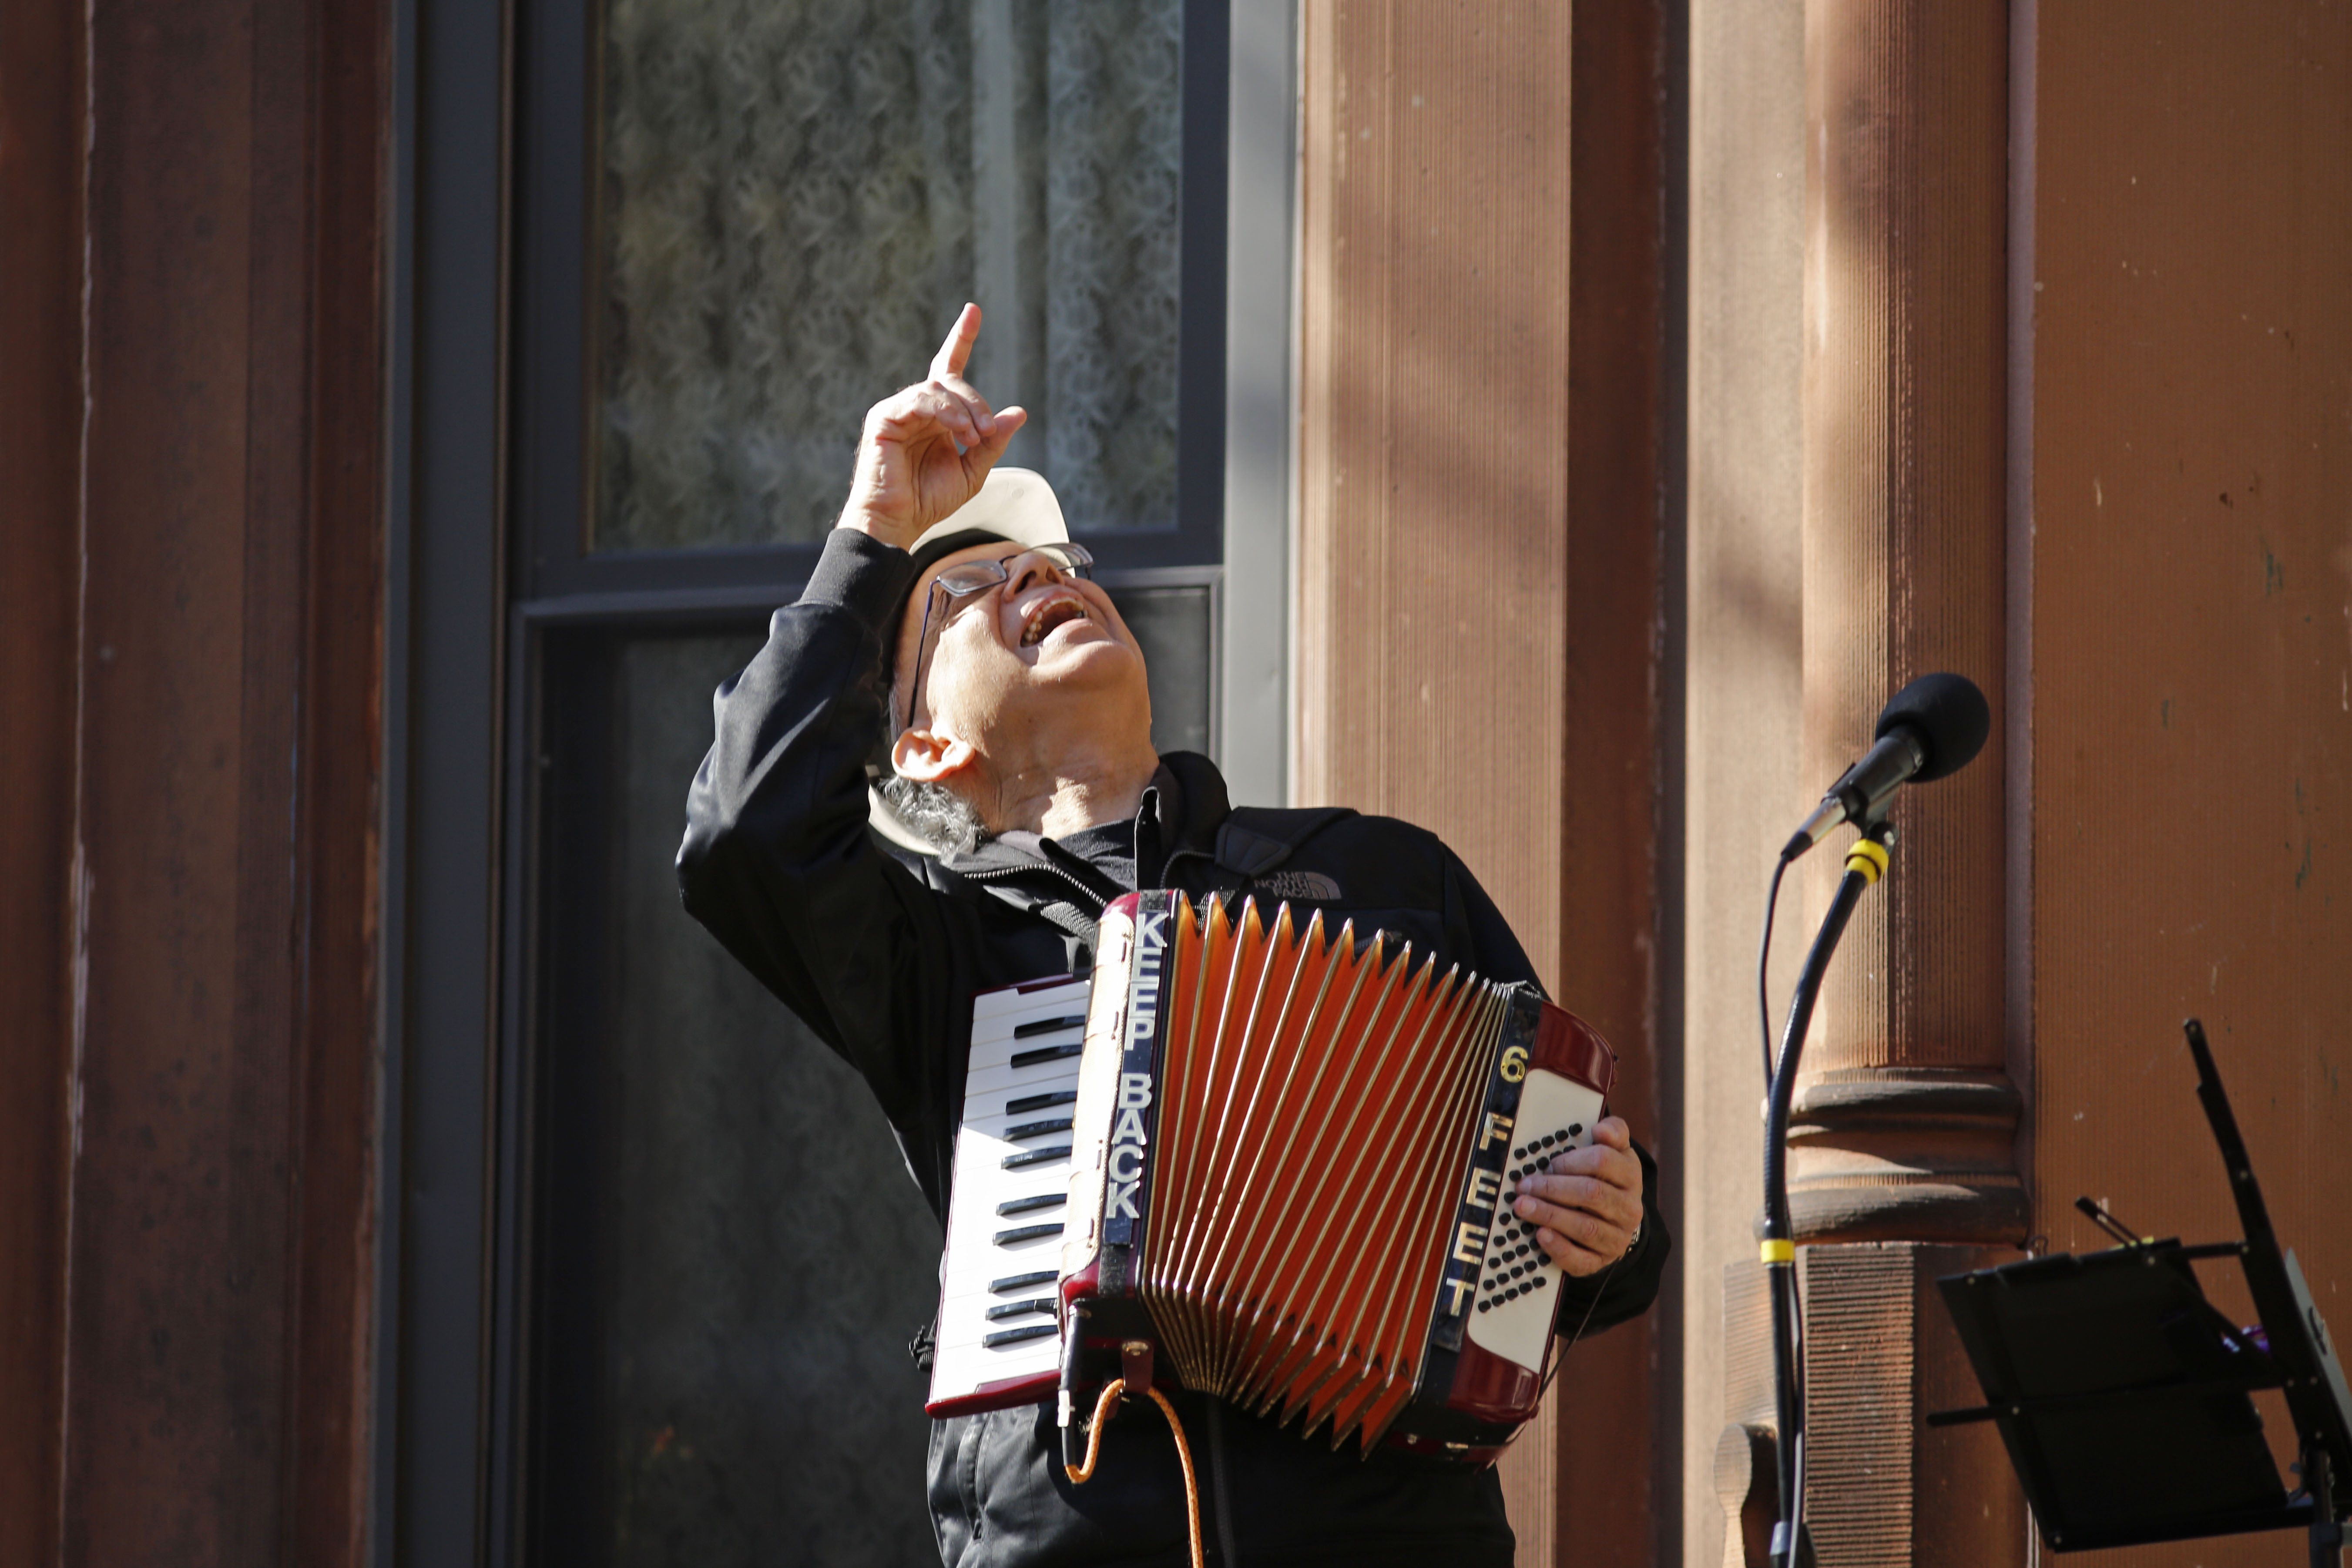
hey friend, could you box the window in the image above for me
[590,2,1194,548]
[473,3,1234,1562]
[519,625,946,1564]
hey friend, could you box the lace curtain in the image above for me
[594,0,1185,549]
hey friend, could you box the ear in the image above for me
[891,725,979,784]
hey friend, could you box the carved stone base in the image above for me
[1719,1246,2029,1568]
[1712,1421,1780,1568]
[1785,1068,2029,1245]
[1719,1259,1780,1568]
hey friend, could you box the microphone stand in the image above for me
[1761,818,1896,1568]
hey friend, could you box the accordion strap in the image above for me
[1064,1380,1205,1568]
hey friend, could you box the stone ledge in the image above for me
[1783,1068,2027,1245]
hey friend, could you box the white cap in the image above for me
[871,467,1072,854]
[906,465,1070,554]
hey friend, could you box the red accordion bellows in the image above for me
[1131,894,1499,1442]
[1059,891,1617,1461]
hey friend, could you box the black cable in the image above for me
[1755,849,1798,1551]
[1758,853,1790,1086]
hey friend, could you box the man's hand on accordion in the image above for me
[1509,1116,1646,1277]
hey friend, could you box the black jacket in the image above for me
[679,528,1669,1567]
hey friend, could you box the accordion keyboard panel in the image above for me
[1468,1067,1608,1367]
[927,977,1092,1416]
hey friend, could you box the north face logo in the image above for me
[1253,870,1342,901]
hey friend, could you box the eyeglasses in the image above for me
[903,542,1096,735]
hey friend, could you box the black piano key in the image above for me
[1007,1089,1078,1115]
[1006,1116,1075,1140]
[1010,1042,1084,1070]
[993,1221,1064,1246]
[996,1192,1065,1217]
[985,1297,1056,1322]
[1013,1014,1087,1039]
[1002,1144,1073,1170]
[983,1323,1059,1349]
[989,1269,1056,1295]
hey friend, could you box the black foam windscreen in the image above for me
[1875,673,1991,783]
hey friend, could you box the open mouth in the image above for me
[1019,594,1091,649]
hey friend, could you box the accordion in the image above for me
[927,890,1617,1464]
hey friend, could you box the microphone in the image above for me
[1781,673,1990,860]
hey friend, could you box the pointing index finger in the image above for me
[932,302,982,380]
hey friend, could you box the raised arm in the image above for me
[675,307,1023,1210]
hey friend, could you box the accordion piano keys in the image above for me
[928,976,1095,1414]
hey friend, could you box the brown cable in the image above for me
[1062,1379,1205,1568]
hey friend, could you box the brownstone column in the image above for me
[1298,3,1668,1561]
[0,0,392,1562]
[1789,0,2025,1249]
[1723,5,2030,1565]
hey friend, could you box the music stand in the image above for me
[1929,1021,2352,1564]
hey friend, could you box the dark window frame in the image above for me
[509,0,1232,612]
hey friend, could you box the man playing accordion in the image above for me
[679,306,1669,1568]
